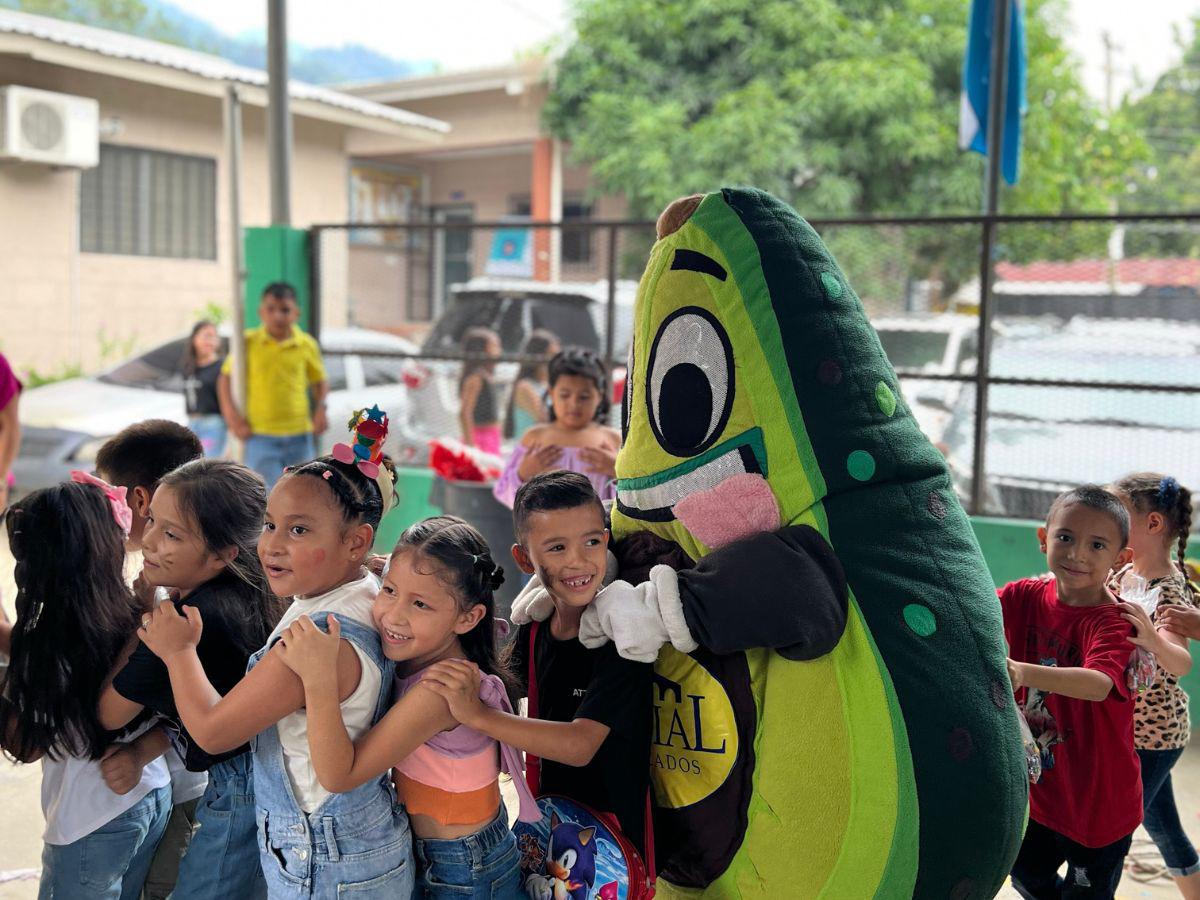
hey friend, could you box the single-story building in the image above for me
[0,8,448,376]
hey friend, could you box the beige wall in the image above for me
[0,58,354,376]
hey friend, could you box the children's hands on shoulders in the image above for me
[1160,605,1200,640]
[1119,601,1164,652]
[275,614,341,686]
[420,659,486,727]
[138,603,202,660]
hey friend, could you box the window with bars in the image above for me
[79,145,217,259]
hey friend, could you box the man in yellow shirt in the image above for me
[218,282,328,487]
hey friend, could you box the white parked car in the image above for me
[13,327,422,496]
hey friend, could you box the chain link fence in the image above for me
[312,213,1200,524]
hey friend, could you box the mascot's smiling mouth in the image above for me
[616,428,767,522]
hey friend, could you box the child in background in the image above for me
[183,320,227,457]
[1003,485,1140,900]
[493,348,621,509]
[459,327,503,455]
[219,281,329,488]
[99,459,283,900]
[1110,473,1200,897]
[426,471,652,855]
[276,516,536,898]
[0,476,172,900]
[138,436,414,898]
[504,329,560,440]
[96,419,204,551]
[95,419,208,900]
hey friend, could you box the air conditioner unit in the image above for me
[0,86,99,168]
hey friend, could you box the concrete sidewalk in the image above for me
[1,544,1198,899]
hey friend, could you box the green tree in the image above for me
[546,0,1149,296]
[1121,15,1200,256]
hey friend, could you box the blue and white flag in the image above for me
[959,0,1027,185]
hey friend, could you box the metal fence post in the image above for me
[604,224,618,377]
[971,217,997,515]
[309,226,322,343]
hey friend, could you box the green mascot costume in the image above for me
[580,188,1027,898]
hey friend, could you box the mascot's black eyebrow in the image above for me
[671,248,727,281]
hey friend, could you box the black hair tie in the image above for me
[471,553,505,591]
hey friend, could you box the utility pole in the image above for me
[1101,30,1122,292]
[267,0,292,226]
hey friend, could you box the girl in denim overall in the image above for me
[275,516,539,899]
[140,452,413,898]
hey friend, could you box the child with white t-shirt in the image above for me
[0,475,171,899]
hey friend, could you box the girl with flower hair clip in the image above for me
[1109,473,1200,896]
[138,408,416,898]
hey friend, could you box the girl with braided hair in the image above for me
[274,515,532,899]
[1109,473,1200,897]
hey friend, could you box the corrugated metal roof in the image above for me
[0,8,449,134]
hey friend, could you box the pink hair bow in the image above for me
[70,470,133,537]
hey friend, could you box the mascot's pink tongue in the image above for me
[673,473,781,550]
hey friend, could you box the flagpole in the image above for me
[971,0,1012,515]
[982,0,1011,215]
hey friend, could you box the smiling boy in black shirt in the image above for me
[423,471,652,853]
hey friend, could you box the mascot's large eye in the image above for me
[646,306,734,457]
[621,340,633,443]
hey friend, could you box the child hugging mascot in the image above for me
[581,188,1027,898]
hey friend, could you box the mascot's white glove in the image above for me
[579,564,698,663]
[510,551,619,625]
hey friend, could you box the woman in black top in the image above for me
[99,459,283,900]
[458,326,502,454]
[183,321,226,456]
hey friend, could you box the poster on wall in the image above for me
[486,221,533,277]
[349,165,423,245]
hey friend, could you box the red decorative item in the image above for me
[428,437,503,483]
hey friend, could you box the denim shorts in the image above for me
[413,806,522,900]
[38,784,171,900]
[244,433,316,489]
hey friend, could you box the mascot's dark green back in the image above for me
[610,188,1027,898]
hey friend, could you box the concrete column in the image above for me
[531,137,552,281]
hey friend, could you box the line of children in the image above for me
[30,412,1200,900]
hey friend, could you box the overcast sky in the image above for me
[169,0,1195,102]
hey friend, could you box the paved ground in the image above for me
[1,544,1197,899]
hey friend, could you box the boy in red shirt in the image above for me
[1004,485,1139,899]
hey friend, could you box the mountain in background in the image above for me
[0,0,436,85]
